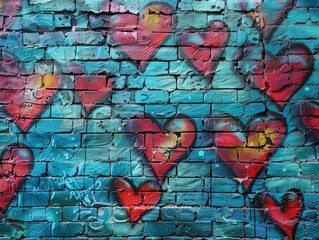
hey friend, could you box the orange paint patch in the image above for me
[43,74,60,89]
[143,6,162,31]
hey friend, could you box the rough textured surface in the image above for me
[0,0,319,239]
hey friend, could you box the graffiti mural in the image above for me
[0,0,319,239]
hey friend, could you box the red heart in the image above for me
[128,117,196,183]
[0,144,34,217]
[0,74,60,132]
[299,101,319,139]
[108,3,173,70]
[114,178,161,223]
[75,75,113,113]
[179,21,230,76]
[213,112,286,191]
[249,44,313,109]
[241,0,293,41]
[264,189,303,239]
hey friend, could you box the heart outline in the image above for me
[128,114,196,183]
[259,188,304,239]
[211,112,286,191]
[75,75,113,115]
[108,2,173,72]
[113,178,161,223]
[179,20,230,76]
[0,74,61,132]
[247,43,314,110]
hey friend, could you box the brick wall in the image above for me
[0,0,319,238]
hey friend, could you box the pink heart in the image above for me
[0,144,34,217]
[108,3,173,70]
[241,0,293,41]
[0,0,20,16]
[179,21,230,76]
[249,43,313,109]
[128,116,196,183]
[114,178,161,223]
[212,112,286,191]
[75,75,113,113]
[0,74,60,132]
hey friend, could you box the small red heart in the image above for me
[0,144,34,217]
[179,21,230,76]
[75,75,113,113]
[114,178,161,223]
[241,0,293,41]
[249,43,313,109]
[213,112,286,191]
[0,74,60,132]
[264,189,303,239]
[299,101,319,139]
[128,116,196,183]
[108,3,173,70]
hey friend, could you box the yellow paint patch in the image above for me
[249,11,265,29]
[43,74,59,89]
[143,6,162,31]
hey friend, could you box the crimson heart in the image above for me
[0,144,34,217]
[264,188,303,239]
[114,178,161,223]
[75,75,113,113]
[249,43,313,109]
[299,101,319,139]
[241,0,293,41]
[108,2,173,71]
[212,112,286,191]
[128,116,196,183]
[0,74,60,132]
[179,20,230,76]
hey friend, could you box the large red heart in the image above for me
[263,189,303,239]
[212,112,286,191]
[0,74,60,132]
[0,144,34,217]
[299,101,319,139]
[114,178,161,223]
[241,0,293,41]
[108,2,173,71]
[75,75,113,113]
[179,21,230,76]
[128,116,196,183]
[249,43,313,109]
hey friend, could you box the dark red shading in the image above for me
[75,75,113,113]
[213,112,286,191]
[108,2,173,71]
[264,188,303,239]
[250,43,314,109]
[0,144,34,217]
[128,116,196,183]
[0,74,61,132]
[299,101,319,139]
[179,21,230,76]
[114,178,161,223]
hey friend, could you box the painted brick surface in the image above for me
[0,0,319,239]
